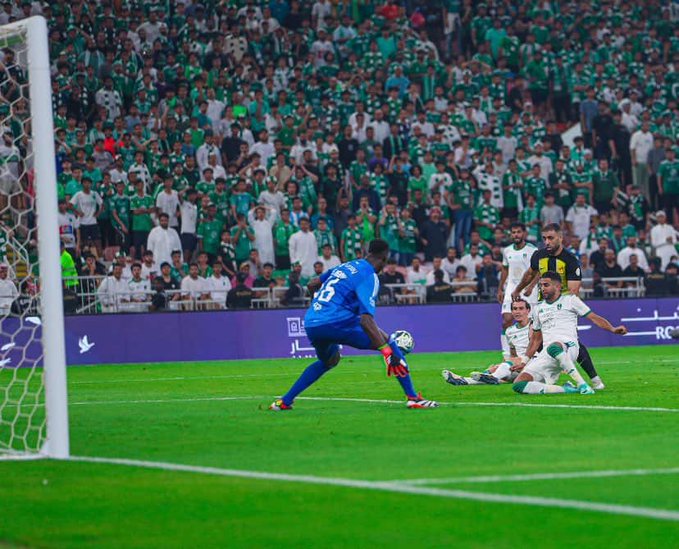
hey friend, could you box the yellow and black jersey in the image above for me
[529,247,581,297]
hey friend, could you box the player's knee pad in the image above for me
[546,343,564,358]
[513,381,528,394]
[324,348,342,369]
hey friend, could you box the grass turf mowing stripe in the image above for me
[67,455,679,523]
[65,357,679,386]
[393,468,679,486]
[65,395,679,413]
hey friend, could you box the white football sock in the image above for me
[464,377,483,385]
[492,362,512,380]
[556,352,586,386]
[523,381,566,394]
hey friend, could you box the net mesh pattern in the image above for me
[0,25,47,456]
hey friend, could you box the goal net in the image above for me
[0,17,68,459]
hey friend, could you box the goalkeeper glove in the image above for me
[380,341,409,378]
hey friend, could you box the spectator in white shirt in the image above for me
[180,189,199,264]
[566,195,598,240]
[97,263,128,312]
[250,130,275,168]
[617,237,650,271]
[58,199,80,256]
[441,247,462,280]
[406,257,428,285]
[181,263,209,301]
[540,193,564,226]
[155,178,180,228]
[258,177,286,215]
[527,142,553,181]
[247,205,277,266]
[70,178,103,255]
[0,264,17,315]
[630,121,654,199]
[461,244,484,279]
[318,244,341,271]
[196,131,222,173]
[288,218,318,278]
[425,256,450,284]
[146,213,182,267]
[127,262,151,303]
[206,261,231,309]
[650,210,678,269]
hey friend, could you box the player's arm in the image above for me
[497,263,508,303]
[356,274,409,377]
[511,266,537,300]
[586,311,627,335]
[567,280,581,296]
[513,327,542,370]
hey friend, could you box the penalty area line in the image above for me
[67,455,679,523]
[392,467,679,486]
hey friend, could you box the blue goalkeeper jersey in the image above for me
[304,259,380,328]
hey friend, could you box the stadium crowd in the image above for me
[0,0,678,312]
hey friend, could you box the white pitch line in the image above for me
[393,467,679,486]
[66,395,679,414]
[66,455,679,522]
[297,396,679,414]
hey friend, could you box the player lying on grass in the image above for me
[512,271,627,395]
[510,223,605,390]
[270,239,438,410]
[442,299,532,386]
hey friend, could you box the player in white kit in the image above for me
[512,272,627,395]
[497,223,538,355]
[442,299,533,385]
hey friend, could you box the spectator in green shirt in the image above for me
[230,214,256,265]
[129,180,154,259]
[593,159,620,214]
[197,204,224,262]
[273,209,298,270]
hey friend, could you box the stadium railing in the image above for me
[59,274,648,314]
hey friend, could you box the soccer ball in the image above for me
[391,330,415,354]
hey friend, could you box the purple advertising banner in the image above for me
[51,297,678,366]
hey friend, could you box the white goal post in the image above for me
[0,16,69,459]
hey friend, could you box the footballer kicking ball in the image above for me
[391,330,415,354]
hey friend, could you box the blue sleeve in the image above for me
[355,269,379,317]
[319,269,333,284]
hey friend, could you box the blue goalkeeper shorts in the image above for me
[305,318,372,363]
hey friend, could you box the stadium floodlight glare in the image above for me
[0,16,69,460]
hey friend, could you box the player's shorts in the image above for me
[523,342,579,385]
[501,284,538,314]
[305,318,372,364]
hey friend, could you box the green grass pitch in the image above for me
[1,345,678,548]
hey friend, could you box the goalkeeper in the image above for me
[442,298,533,386]
[270,239,438,410]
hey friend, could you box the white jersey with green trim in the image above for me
[502,242,537,287]
[505,321,531,356]
[531,294,591,347]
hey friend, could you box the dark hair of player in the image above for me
[511,222,526,231]
[540,271,562,283]
[511,299,531,310]
[368,239,389,256]
[542,223,562,234]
